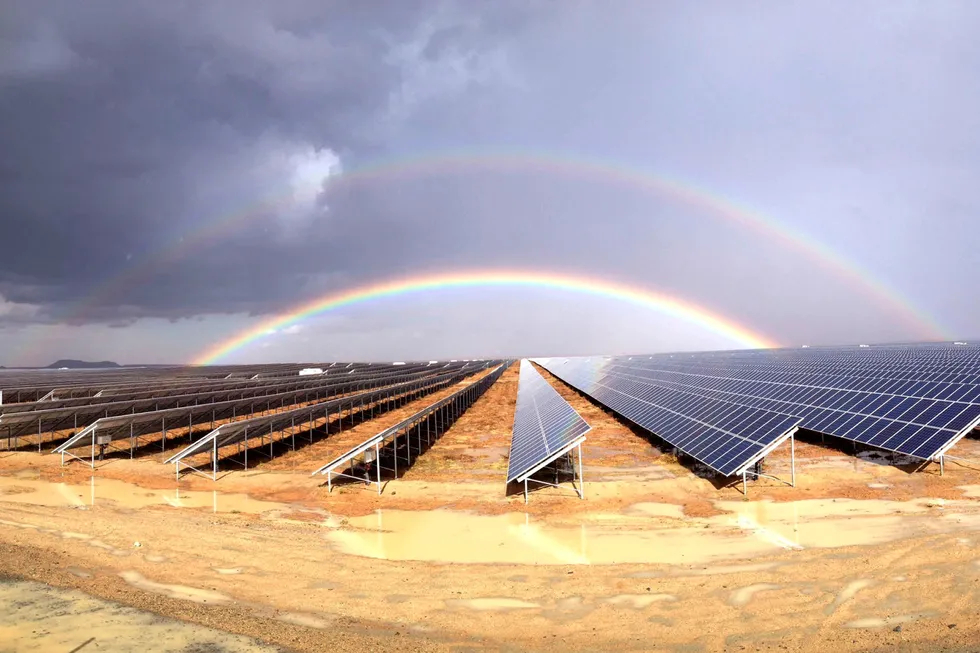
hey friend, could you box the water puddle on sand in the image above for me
[826,579,874,615]
[604,593,677,608]
[324,509,776,565]
[845,613,935,629]
[118,571,231,604]
[275,611,335,629]
[0,580,276,652]
[447,598,540,611]
[324,496,980,566]
[716,498,976,550]
[729,583,780,607]
[0,475,286,515]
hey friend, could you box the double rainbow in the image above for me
[192,270,778,365]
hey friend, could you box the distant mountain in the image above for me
[45,359,121,369]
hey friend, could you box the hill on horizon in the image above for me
[46,359,121,369]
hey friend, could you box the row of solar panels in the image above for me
[507,360,590,485]
[0,362,481,440]
[535,345,980,477]
[166,362,503,469]
[0,362,397,404]
[47,362,482,451]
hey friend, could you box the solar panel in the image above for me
[535,357,802,478]
[537,343,980,472]
[507,360,590,492]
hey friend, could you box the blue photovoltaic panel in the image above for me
[507,360,591,483]
[536,343,980,467]
[536,358,801,477]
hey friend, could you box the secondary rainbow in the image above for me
[192,270,779,365]
[55,151,947,342]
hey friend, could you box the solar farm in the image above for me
[5,343,980,652]
[3,343,979,497]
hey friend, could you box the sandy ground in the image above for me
[3,362,980,652]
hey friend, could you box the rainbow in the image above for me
[192,270,779,365]
[29,150,947,363]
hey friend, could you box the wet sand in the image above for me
[0,580,278,652]
[2,363,980,652]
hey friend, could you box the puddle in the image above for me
[826,579,874,615]
[729,584,780,607]
[118,571,231,604]
[386,594,413,604]
[542,595,595,622]
[447,598,540,611]
[324,496,980,566]
[325,509,778,565]
[0,476,287,515]
[60,531,92,540]
[604,593,677,608]
[66,567,93,579]
[717,498,961,550]
[0,580,276,652]
[958,485,980,498]
[845,613,931,629]
[276,611,335,629]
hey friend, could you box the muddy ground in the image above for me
[3,362,980,652]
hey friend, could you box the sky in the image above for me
[1,0,979,366]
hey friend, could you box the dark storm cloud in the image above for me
[2,0,980,360]
[0,0,551,323]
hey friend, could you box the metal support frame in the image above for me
[928,418,980,476]
[60,430,97,469]
[518,440,586,504]
[736,429,798,496]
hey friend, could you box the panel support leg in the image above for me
[940,454,945,476]
[790,431,796,488]
[742,470,747,497]
[375,443,382,495]
[577,443,585,499]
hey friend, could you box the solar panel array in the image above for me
[536,358,801,477]
[0,362,392,405]
[507,360,591,483]
[52,363,476,456]
[169,361,501,469]
[1,364,441,442]
[537,343,980,475]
